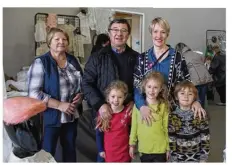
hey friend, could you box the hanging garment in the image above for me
[77,12,91,44]
[46,14,57,29]
[36,43,49,56]
[34,20,47,42]
[74,35,85,58]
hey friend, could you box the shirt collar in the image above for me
[111,45,126,54]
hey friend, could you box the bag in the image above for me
[16,121,39,152]
[184,51,213,85]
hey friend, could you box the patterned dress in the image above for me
[104,107,131,162]
[168,107,210,162]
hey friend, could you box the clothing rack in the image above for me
[34,13,80,56]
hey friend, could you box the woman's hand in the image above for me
[140,106,154,126]
[129,146,136,159]
[99,151,105,158]
[57,102,76,115]
[71,93,83,105]
[99,104,112,120]
[191,101,206,120]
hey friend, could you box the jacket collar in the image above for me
[47,51,72,65]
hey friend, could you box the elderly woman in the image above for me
[134,17,206,125]
[27,28,83,162]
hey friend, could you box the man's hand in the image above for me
[99,104,112,120]
[99,151,105,158]
[129,146,136,159]
[140,106,154,126]
[191,101,206,120]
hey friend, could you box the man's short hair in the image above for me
[108,18,131,35]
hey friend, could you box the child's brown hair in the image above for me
[96,80,128,132]
[141,71,169,113]
[174,80,198,101]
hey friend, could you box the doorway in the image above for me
[111,9,145,53]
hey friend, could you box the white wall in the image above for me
[110,8,226,51]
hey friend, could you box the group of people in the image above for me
[26,17,221,162]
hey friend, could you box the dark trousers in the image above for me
[196,84,207,109]
[97,154,105,162]
[92,110,105,162]
[140,153,166,162]
[216,85,226,103]
[42,120,78,162]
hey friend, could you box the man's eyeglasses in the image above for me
[109,29,128,34]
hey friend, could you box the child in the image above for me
[95,80,131,162]
[129,71,170,162]
[169,80,210,162]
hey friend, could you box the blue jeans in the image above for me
[43,120,78,162]
[196,84,207,109]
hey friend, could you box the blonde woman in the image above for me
[134,17,206,126]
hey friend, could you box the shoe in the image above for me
[216,102,226,106]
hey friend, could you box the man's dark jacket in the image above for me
[82,45,139,111]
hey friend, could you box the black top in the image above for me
[209,53,226,87]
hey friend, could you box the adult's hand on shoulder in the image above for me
[191,101,206,120]
[140,105,154,126]
[99,104,112,120]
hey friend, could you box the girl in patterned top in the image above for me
[95,80,131,162]
[169,80,210,162]
[129,71,170,162]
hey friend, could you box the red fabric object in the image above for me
[3,96,46,125]
[104,107,131,162]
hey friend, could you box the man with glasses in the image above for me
[82,18,139,162]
